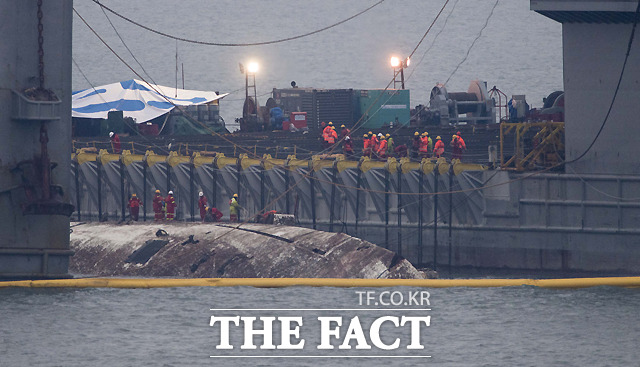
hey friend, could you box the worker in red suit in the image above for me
[260,210,278,224]
[152,190,164,221]
[128,193,142,221]
[109,131,121,154]
[394,143,408,157]
[165,190,177,221]
[204,206,223,222]
[319,122,327,147]
[411,131,421,159]
[198,191,208,222]
[343,136,354,158]
[340,124,351,139]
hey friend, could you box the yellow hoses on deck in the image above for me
[1,277,639,289]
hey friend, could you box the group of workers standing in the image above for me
[320,121,467,161]
[320,120,467,161]
[410,130,466,160]
[361,131,399,159]
[126,190,243,223]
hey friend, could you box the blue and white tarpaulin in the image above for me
[72,79,227,123]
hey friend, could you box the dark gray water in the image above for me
[2,285,639,366]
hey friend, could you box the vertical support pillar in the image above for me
[355,169,361,236]
[310,169,316,230]
[448,165,454,276]
[74,161,81,221]
[384,169,390,249]
[329,165,337,232]
[189,162,195,222]
[285,167,291,214]
[166,163,171,194]
[418,167,423,265]
[212,162,218,209]
[433,164,439,271]
[260,166,265,211]
[236,160,242,222]
[97,161,102,221]
[397,168,402,256]
[120,159,125,221]
[142,160,147,222]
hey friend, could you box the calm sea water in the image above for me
[71,0,563,130]
[1,285,639,366]
[9,2,629,366]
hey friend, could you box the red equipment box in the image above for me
[287,112,307,130]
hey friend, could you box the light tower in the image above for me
[391,56,410,89]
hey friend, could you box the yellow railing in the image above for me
[500,121,564,171]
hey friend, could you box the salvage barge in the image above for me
[68,1,640,275]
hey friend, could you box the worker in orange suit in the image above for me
[128,193,142,221]
[362,133,371,157]
[152,190,164,221]
[198,191,208,222]
[165,190,177,221]
[434,136,445,158]
[322,122,334,149]
[369,131,379,154]
[419,132,430,158]
[456,131,467,151]
[376,133,388,159]
[326,126,338,147]
[451,134,465,161]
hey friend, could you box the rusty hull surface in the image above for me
[69,222,427,279]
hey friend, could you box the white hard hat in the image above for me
[109,132,114,137]
[168,190,173,195]
[378,133,383,137]
[199,191,203,197]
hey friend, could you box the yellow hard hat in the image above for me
[341,124,345,128]
[385,134,390,138]
[132,193,136,197]
[425,131,429,135]
[368,131,373,135]
[363,133,368,138]
[233,193,238,198]
[436,136,441,140]
[414,132,419,136]
[328,121,333,126]
[155,190,160,193]
[453,134,458,138]
[331,126,335,129]
[421,132,427,136]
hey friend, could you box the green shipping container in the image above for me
[357,89,410,129]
